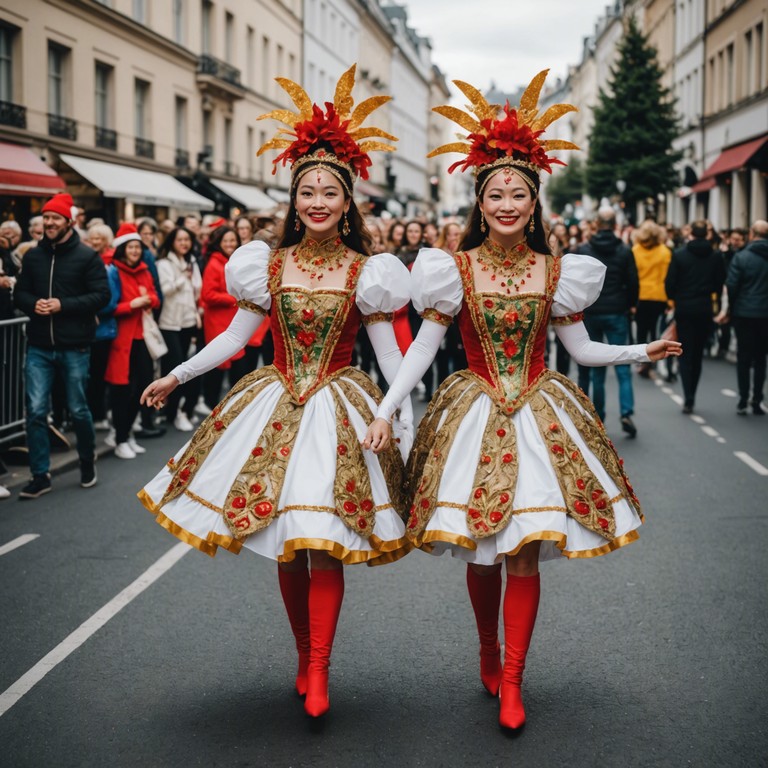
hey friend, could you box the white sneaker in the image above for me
[114,442,137,459]
[93,419,111,431]
[127,436,146,454]
[0,485,10,499]
[104,428,116,448]
[194,399,212,417]
[174,413,194,432]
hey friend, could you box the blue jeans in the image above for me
[25,345,95,475]
[577,314,634,422]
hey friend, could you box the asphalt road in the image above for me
[0,357,766,767]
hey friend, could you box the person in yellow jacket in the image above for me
[632,220,672,377]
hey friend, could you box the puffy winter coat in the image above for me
[105,259,160,384]
[726,238,768,318]
[157,252,201,331]
[14,229,110,348]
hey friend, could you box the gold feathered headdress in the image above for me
[428,69,579,189]
[257,64,397,193]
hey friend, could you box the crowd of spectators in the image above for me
[0,198,765,500]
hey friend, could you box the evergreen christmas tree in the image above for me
[586,15,681,218]
[545,156,585,215]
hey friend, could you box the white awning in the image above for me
[59,154,214,210]
[266,187,291,203]
[210,178,276,211]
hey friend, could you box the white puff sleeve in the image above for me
[411,247,464,326]
[225,239,272,316]
[550,253,606,325]
[356,252,410,323]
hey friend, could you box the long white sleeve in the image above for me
[365,321,413,425]
[555,320,650,366]
[170,308,265,384]
[375,320,447,422]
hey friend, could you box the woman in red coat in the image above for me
[201,226,270,406]
[106,225,161,459]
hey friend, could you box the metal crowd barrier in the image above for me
[0,316,28,447]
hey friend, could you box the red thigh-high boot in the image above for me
[499,573,541,730]
[277,565,311,696]
[466,565,503,696]
[304,568,345,717]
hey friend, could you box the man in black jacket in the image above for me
[576,209,640,436]
[664,219,726,414]
[724,220,768,415]
[14,193,110,498]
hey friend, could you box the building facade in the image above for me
[0,0,307,224]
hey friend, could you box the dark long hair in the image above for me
[158,226,197,261]
[206,225,241,259]
[459,165,552,255]
[274,157,373,256]
[112,239,144,265]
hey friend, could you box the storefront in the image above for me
[0,141,66,226]
[59,154,214,228]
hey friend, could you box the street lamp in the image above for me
[616,179,626,195]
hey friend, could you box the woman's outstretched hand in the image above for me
[363,417,390,454]
[141,375,179,409]
[646,339,683,361]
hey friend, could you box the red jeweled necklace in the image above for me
[475,238,536,294]
[291,235,347,281]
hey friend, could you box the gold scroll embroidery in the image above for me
[529,390,617,539]
[361,311,393,326]
[335,370,406,520]
[420,308,453,327]
[222,388,305,538]
[159,367,278,507]
[466,404,519,538]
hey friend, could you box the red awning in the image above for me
[0,141,66,196]
[699,135,767,181]
[690,177,716,194]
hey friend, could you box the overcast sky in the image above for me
[398,0,616,98]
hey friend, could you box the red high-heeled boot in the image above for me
[304,568,345,717]
[499,573,540,730]
[466,565,503,696]
[277,566,311,696]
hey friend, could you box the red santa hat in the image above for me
[113,222,142,248]
[42,193,77,222]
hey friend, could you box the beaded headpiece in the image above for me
[257,64,397,195]
[427,69,579,194]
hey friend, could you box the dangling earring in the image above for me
[528,216,535,234]
[294,216,301,232]
[342,212,350,237]
[480,212,486,233]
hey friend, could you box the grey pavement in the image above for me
[0,357,766,767]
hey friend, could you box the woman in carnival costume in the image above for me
[140,65,413,718]
[364,71,682,731]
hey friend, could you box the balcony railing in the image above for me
[224,161,239,177]
[0,100,26,129]
[135,137,155,159]
[48,114,77,140]
[175,148,190,170]
[197,54,242,87]
[95,126,117,150]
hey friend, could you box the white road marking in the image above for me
[702,426,719,438]
[717,437,727,444]
[721,388,738,398]
[654,379,664,387]
[0,534,40,557]
[734,452,768,476]
[662,387,674,395]
[690,415,706,424]
[0,542,190,718]
[671,394,684,406]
